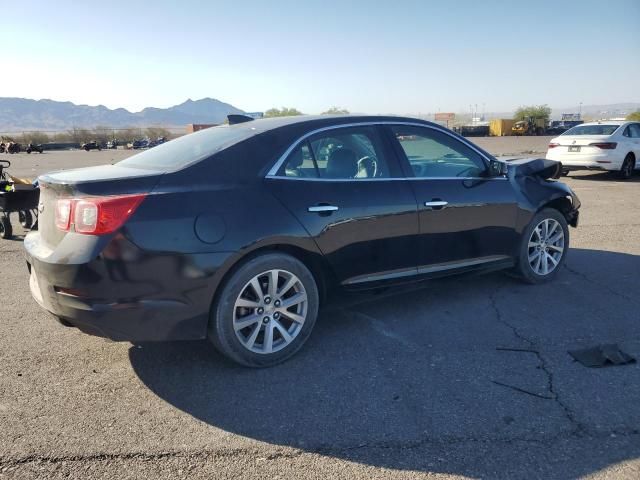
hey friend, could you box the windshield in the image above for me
[562,124,620,136]
[117,124,256,170]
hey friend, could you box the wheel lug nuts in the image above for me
[274,300,281,307]
[273,312,280,319]
[264,297,271,304]
[257,307,264,314]
[263,316,270,324]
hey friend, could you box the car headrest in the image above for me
[326,148,358,179]
[288,148,304,169]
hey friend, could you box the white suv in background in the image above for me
[546,121,640,179]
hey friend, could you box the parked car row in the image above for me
[127,136,167,149]
[1,142,44,154]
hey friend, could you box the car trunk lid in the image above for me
[37,164,164,249]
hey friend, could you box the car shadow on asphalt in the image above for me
[567,171,640,182]
[129,248,640,477]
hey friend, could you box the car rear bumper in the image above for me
[24,231,230,342]
[546,151,624,171]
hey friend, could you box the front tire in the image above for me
[513,208,569,284]
[208,253,319,367]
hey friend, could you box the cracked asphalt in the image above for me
[1,149,639,479]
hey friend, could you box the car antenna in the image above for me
[227,114,255,125]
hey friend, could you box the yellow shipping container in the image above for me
[489,119,515,136]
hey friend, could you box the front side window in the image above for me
[391,126,486,178]
[282,126,392,179]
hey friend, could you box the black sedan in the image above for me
[25,115,580,367]
[81,141,101,151]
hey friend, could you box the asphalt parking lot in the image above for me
[1,143,639,479]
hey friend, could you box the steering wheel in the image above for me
[357,156,378,178]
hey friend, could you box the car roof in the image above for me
[577,120,628,126]
[223,114,435,134]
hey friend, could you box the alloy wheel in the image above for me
[528,218,565,276]
[233,269,308,354]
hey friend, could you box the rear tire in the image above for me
[208,253,319,368]
[0,216,12,239]
[513,208,569,284]
[619,154,635,180]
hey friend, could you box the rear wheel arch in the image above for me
[207,247,324,367]
[209,243,331,319]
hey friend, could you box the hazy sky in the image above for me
[2,0,639,114]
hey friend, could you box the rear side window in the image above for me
[117,125,255,170]
[563,125,620,136]
[282,126,392,179]
[628,124,640,138]
[391,126,487,178]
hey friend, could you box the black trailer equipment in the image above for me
[0,160,39,239]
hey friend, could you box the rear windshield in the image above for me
[562,125,620,136]
[117,124,256,170]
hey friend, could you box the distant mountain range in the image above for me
[0,97,245,131]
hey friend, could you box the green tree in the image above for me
[264,107,303,118]
[514,105,552,122]
[626,110,640,121]
[322,106,350,115]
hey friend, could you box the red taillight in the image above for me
[548,143,560,149]
[55,194,146,235]
[589,142,617,150]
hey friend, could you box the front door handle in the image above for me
[424,200,448,209]
[308,205,339,213]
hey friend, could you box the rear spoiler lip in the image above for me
[227,114,255,125]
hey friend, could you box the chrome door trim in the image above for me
[417,255,511,275]
[342,266,419,286]
[265,121,500,178]
[341,255,511,286]
[265,176,508,182]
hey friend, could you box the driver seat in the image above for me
[326,148,358,179]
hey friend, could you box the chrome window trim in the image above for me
[265,175,508,182]
[265,121,498,178]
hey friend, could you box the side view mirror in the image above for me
[488,159,506,177]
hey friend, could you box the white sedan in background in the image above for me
[546,121,640,179]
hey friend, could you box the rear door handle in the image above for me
[308,205,339,213]
[424,200,448,209]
